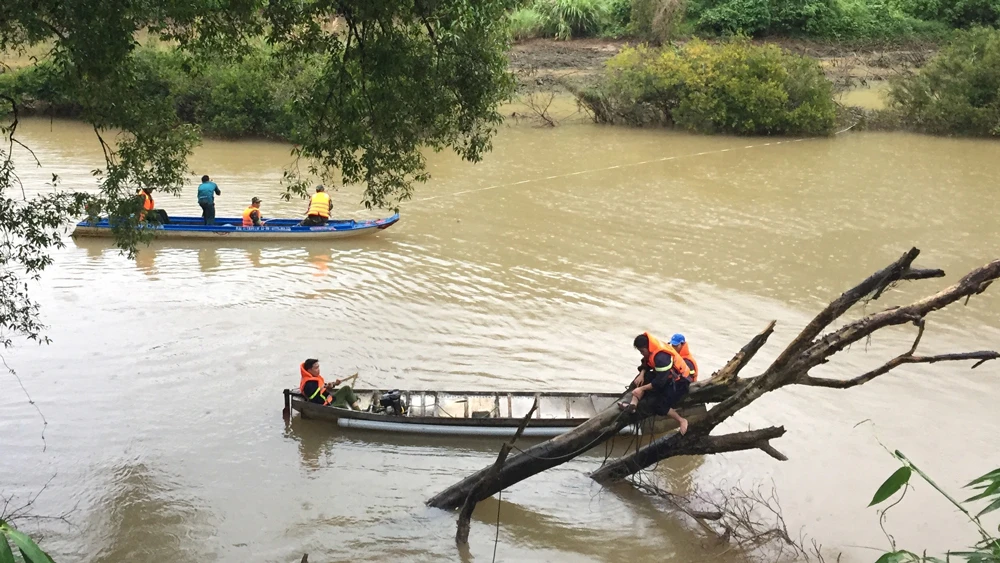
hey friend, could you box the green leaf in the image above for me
[965,479,1000,502]
[3,528,55,563]
[874,550,920,563]
[976,497,1000,518]
[966,469,1000,488]
[0,534,15,563]
[870,467,913,507]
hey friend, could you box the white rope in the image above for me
[412,124,857,204]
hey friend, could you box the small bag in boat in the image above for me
[378,390,407,416]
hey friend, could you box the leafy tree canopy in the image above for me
[0,0,516,345]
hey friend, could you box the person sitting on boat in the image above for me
[242,197,263,227]
[670,333,699,382]
[136,187,155,221]
[619,332,693,435]
[301,185,332,226]
[299,358,361,410]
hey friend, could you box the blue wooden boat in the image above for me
[72,213,400,240]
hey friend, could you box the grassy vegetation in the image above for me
[509,0,995,42]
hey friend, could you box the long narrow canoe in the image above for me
[72,213,400,240]
[284,388,706,438]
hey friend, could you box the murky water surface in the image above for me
[2,114,998,563]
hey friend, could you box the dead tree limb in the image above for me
[593,252,1000,481]
[428,249,999,508]
[592,427,787,482]
[455,399,538,544]
[428,395,637,510]
[427,322,775,510]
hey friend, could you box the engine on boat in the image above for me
[377,390,407,416]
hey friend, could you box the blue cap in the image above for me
[670,333,686,346]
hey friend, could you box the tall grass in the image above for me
[510,0,618,39]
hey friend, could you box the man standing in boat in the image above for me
[620,332,693,435]
[301,185,332,226]
[299,358,361,410]
[197,174,222,226]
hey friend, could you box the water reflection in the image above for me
[88,464,212,563]
[197,246,221,272]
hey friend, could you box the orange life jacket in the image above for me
[299,363,332,405]
[307,192,331,218]
[137,190,154,219]
[644,332,691,381]
[242,206,259,227]
[674,341,699,382]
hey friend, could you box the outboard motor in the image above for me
[379,390,407,416]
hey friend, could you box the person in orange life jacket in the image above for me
[299,358,360,410]
[619,332,693,435]
[135,187,155,221]
[242,197,263,227]
[670,333,699,382]
[301,185,333,226]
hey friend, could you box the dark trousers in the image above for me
[199,201,216,225]
[640,378,691,416]
[301,214,328,226]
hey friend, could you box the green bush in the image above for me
[887,27,1000,135]
[3,45,321,141]
[577,39,838,135]
[897,0,1000,26]
[536,0,612,38]
[628,0,689,40]
[510,7,549,39]
[690,0,946,39]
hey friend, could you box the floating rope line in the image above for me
[412,123,857,204]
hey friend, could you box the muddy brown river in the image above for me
[2,110,998,563]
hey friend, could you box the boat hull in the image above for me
[286,388,706,438]
[72,214,399,240]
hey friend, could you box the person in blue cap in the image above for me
[670,333,699,382]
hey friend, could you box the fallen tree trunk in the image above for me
[426,319,776,510]
[592,251,999,481]
[429,248,1000,510]
[456,399,537,544]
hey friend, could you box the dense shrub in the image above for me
[577,39,838,134]
[887,27,1000,135]
[2,45,320,141]
[629,0,689,41]
[898,0,1000,27]
[690,0,947,39]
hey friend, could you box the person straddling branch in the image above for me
[670,333,699,382]
[620,332,693,435]
[299,358,360,410]
[197,174,222,225]
[301,185,332,226]
[242,197,263,227]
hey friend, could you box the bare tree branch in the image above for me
[798,351,1000,389]
[591,427,787,483]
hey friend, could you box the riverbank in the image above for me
[510,36,936,96]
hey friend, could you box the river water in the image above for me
[2,111,998,563]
